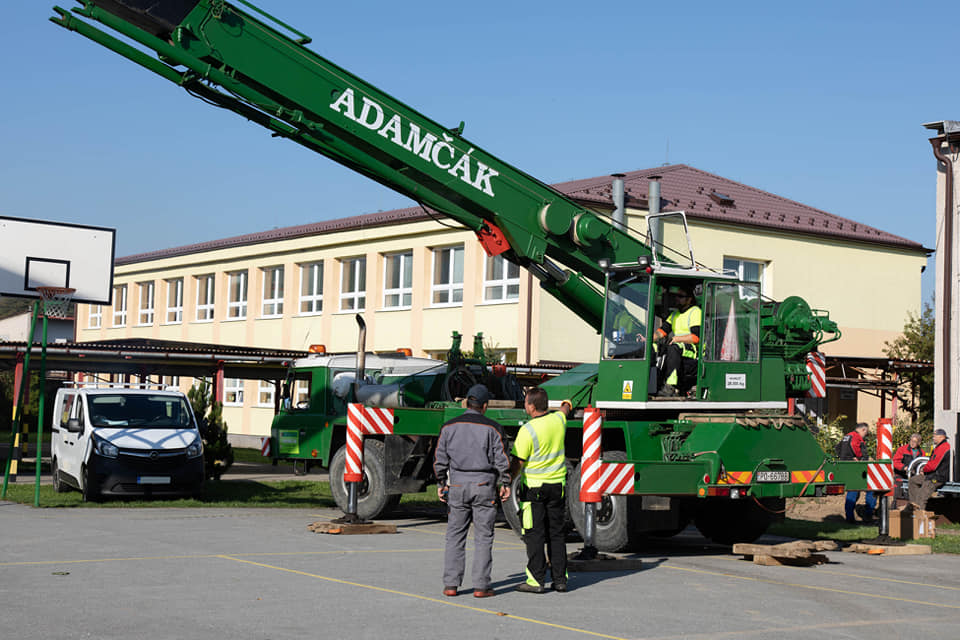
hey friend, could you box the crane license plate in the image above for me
[756,471,790,483]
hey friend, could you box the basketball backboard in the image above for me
[0,215,115,305]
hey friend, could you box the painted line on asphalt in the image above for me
[631,613,957,640]
[715,554,960,592]
[664,564,960,610]
[0,548,445,567]
[219,554,631,640]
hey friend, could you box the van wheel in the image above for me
[329,440,391,520]
[51,458,64,493]
[81,467,101,503]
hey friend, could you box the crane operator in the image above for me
[656,285,701,397]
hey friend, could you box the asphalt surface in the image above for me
[2,500,959,640]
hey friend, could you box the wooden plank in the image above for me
[844,543,931,556]
[307,521,397,535]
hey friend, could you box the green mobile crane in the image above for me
[51,0,879,549]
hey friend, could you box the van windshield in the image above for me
[88,395,194,429]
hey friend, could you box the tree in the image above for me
[187,381,234,480]
[884,299,934,423]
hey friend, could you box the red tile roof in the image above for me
[116,164,926,265]
[557,164,926,251]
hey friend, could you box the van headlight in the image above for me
[94,436,119,459]
[186,439,203,459]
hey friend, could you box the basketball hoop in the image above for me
[35,286,76,320]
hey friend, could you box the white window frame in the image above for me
[227,270,248,320]
[165,278,183,324]
[382,251,413,310]
[299,262,324,315]
[112,284,127,327]
[339,257,366,312]
[137,281,155,326]
[88,304,102,329]
[162,375,180,391]
[257,380,275,408]
[261,266,285,317]
[722,256,767,298]
[430,245,464,307]
[482,255,520,303]
[224,378,245,406]
[195,274,215,321]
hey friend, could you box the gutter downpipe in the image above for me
[931,137,953,411]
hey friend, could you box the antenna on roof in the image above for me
[664,138,670,166]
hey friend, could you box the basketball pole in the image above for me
[34,302,51,506]
[2,301,39,499]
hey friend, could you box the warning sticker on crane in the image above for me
[622,380,633,400]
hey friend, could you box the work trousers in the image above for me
[908,474,939,511]
[443,480,498,590]
[520,482,566,587]
[659,344,697,392]
[844,490,876,521]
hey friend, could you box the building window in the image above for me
[299,262,323,315]
[262,266,285,317]
[383,251,413,309]
[196,274,215,321]
[224,378,244,406]
[227,270,248,319]
[166,278,183,324]
[137,281,155,325]
[162,375,180,390]
[112,284,127,327]
[339,257,366,312]
[431,245,463,306]
[257,380,275,407]
[88,304,102,329]
[483,255,520,302]
[723,257,766,298]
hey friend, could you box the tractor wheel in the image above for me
[329,439,393,520]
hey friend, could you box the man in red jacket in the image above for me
[893,433,926,479]
[908,428,952,511]
[839,423,876,523]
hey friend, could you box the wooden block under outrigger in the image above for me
[733,540,838,566]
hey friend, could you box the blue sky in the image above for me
[2,1,953,307]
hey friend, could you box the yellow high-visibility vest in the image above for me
[667,306,702,358]
[512,411,566,487]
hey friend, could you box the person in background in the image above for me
[908,428,952,511]
[434,384,511,599]
[893,433,926,479]
[838,422,876,523]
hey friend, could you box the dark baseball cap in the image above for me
[934,428,947,436]
[467,384,491,405]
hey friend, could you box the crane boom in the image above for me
[51,0,666,330]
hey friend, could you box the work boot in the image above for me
[553,582,568,593]
[657,384,678,398]
[515,583,545,594]
[443,587,458,597]
[473,589,495,598]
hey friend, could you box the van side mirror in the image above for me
[66,418,83,434]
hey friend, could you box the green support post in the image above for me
[35,305,51,507]
[2,302,40,499]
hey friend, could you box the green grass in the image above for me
[1,480,337,509]
[771,517,960,554]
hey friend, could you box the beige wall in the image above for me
[75,208,926,438]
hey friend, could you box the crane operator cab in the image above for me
[601,268,763,404]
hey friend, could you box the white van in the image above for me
[50,385,204,501]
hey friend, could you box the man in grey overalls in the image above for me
[434,384,511,598]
